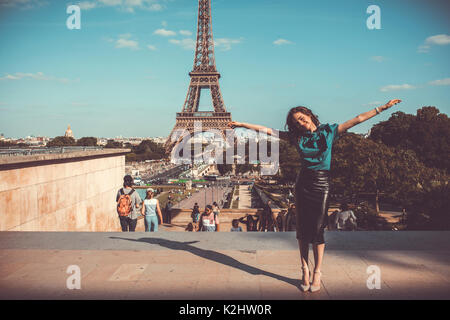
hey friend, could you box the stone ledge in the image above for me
[1,231,449,251]
[0,149,130,169]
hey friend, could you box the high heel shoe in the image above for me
[300,266,310,292]
[310,270,321,292]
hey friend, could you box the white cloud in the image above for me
[99,0,122,5]
[1,74,21,80]
[169,38,196,50]
[78,1,97,10]
[115,38,139,50]
[154,28,176,36]
[147,44,157,51]
[380,84,416,92]
[418,45,430,53]
[148,3,161,11]
[179,30,192,36]
[273,38,293,46]
[370,56,385,62]
[0,0,49,9]
[124,0,142,5]
[118,33,132,39]
[429,78,450,86]
[214,37,243,51]
[74,0,164,12]
[426,34,450,45]
[0,72,75,83]
[418,34,450,53]
[108,33,140,50]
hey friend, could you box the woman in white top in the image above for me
[141,188,163,232]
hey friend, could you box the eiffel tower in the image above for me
[164,0,232,155]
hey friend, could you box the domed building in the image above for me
[65,125,74,138]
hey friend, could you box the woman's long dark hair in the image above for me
[285,106,320,143]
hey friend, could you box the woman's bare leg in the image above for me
[311,243,325,286]
[298,239,310,285]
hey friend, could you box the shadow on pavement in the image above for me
[110,236,300,289]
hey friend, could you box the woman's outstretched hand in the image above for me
[228,121,243,129]
[381,99,402,111]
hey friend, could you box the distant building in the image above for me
[65,125,74,138]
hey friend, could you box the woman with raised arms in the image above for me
[228,99,401,292]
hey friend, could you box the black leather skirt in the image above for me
[294,168,330,244]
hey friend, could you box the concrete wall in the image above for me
[0,149,129,231]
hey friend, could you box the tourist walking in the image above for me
[229,98,402,292]
[116,175,142,232]
[198,204,220,232]
[141,188,163,232]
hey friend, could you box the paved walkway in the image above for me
[174,186,231,209]
[238,186,252,210]
[0,231,449,300]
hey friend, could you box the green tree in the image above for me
[129,139,165,161]
[277,139,301,183]
[331,133,441,213]
[370,106,450,171]
[369,111,415,150]
[105,140,123,148]
[47,136,76,147]
[406,184,450,230]
[76,137,98,146]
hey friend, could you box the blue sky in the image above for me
[0,0,449,138]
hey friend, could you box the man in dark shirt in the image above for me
[165,201,173,224]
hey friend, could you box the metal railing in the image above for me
[0,146,104,157]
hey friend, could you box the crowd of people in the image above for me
[186,202,221,232]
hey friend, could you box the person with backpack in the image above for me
[116,175,142,232]
[141,188,163,232]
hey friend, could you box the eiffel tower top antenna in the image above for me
[181,0,226,113]
[192,0,217,73]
